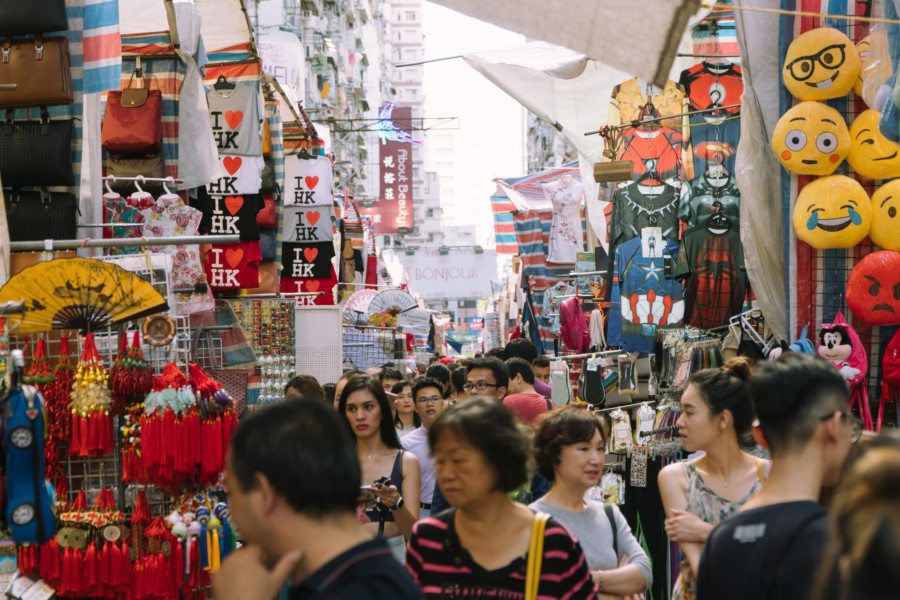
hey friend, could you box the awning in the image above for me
[429,0,705,87]
[119,0,253,54]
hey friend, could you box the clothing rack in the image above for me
[9,234,240,252]
[102,176,184,185]
[676,53,741,58]
[592,399,659,414]
[584,103,741,135]
[556,293,598,300]
[557,349,625,361]
[567,269,607,277]
[239,292,324,298]
[648,425,679,435]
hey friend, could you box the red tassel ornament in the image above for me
[69,333,114,456]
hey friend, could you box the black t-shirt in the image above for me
[696,501,838,600]
[289,538,423,600]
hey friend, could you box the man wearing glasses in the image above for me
[401,377,447,519]
[461,357,509,401]
[696,354,857,600]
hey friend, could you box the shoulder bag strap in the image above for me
[604,504,619,558]
[761,512,822,600]
[525,512,550,600]
[755,458,765,483]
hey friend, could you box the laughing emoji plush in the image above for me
[847,109,900,179]
[792,175,872,249]
[870,179,900,251]
[783,28,860,101]
[772,101,850,175]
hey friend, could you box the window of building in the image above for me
[405,10,416,21]
[426,208,434,218]
[427,233,434,242]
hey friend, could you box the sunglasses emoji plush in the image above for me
[783,28,860,101]
[792,175,872,249]
[870,179,900,251]
[772,101,850,176]
[847,109,900,179]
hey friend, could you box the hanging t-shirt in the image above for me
[193,188,264,241]
[283,155,334,207]
[282,205,334,243]
[206,83,263,156]
[679,169,741,227]
[543,175,584,264]
[542,281,575,334]
[215,154,264,194]
[608,237,684,354]
[675,223,747,329]
[280,266,338,306]
[619,126,684,182]
[203,241,262,290]
[608,182,680,265]
[679,62,743,177]
[280,241,336,280]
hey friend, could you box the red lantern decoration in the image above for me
[847,251,900,326]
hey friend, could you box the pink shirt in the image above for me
[503,392,550,425]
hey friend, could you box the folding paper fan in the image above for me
[0,258,169,333]
[342,288,379,324]
[365,289,418,320]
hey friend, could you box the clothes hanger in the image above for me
[214,74,236,92]
[104,179,117,196]
[162,177,173,196]
[705,210,732,234]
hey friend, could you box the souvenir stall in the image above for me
[0,0,351,596]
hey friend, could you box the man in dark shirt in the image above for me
[213,399,424,600]
[697,354,857,600]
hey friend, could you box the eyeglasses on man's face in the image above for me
[819,410,863,444]
[462,381,497,392]
[414,395,443,405]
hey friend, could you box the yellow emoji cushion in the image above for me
[792,175,872,249]
[853,35,893,103]
[772,101,850,175]
[783,28,860,101]
[847,109,900,179]
[870,179,900,251]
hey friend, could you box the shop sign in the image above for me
[375,105,414,234]
[258,30,305,102]
[398,250,498,300]
[398,309,432,332]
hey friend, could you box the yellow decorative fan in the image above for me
[0,258,169,333]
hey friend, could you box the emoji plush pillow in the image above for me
[772,101,850,175]
[783,28,861,100]
[870,179,900,251]
[792,175,872,248]
[847,251,900,326]
[847,109,900,179]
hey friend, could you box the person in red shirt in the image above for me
[503,358,551,426]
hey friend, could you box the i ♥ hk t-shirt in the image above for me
[280,266,338,306]
[207,83,263,157]
[282,205,334,243]
[203,241,262,290]
[280,241,336,280]
[193,188,264,241]
[283,155,333,207]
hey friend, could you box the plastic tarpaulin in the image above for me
[119,0,252,54]
[431,0,704,87]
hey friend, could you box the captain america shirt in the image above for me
[607,237,685,354]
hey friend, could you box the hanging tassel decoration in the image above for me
[69,332,114,456]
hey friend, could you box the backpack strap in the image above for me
[761,511,823,600]
[604,504,619,558]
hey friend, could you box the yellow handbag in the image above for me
[525,512,550,600]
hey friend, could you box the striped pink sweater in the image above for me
[405,511,598,599]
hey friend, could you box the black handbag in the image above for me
[0,0,68,36]
[0,108,73,186]
[3,188,79,241]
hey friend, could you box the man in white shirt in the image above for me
[401,377,446,519]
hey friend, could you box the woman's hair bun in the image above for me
[723,356,753,383]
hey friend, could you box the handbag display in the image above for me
[256,193,277,228]
[261,161,276,193]
[0,0,68,36]
[106,152,166,194]
[101,71,162,153]
[0,35,73,109]
[3,189,78,241]
[0,109,73,186]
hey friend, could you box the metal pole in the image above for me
[676,53,741,58]
[591,399,659,414]
[584,103,742,136]
[567,270,607,277]
[556,349,626,361]
[9,234,240,252]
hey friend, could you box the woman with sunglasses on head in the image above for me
[339,375,421,561]
[531,407,652,599]
[658,358,770,600]
[405,398,597,599]
[392,380,420,439]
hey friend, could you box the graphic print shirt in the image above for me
[207,83,263,156]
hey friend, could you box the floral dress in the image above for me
[544,176,584,264]
[140,194,214,316]
[672,458,768,600]
[102,193,155,255]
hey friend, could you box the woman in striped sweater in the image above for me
[405,398,598,599]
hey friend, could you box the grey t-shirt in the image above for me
[530,498,653,588]
[207,83,263,157]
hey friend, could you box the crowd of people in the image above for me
[212,340,900,600]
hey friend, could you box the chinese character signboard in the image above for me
[376,105,414,234]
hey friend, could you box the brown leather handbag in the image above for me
[0,35,73,109]
[102,70,163,153]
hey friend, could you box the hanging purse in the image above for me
[101,69,163,153]
[0,35,73,109]
[0,108,73,186]
[256,193,277,228]
[106,152,167,194]
[261,160,277,193]
[0,0,68,36]
[4,188,79,241]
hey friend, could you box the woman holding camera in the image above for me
[339,375,421,560]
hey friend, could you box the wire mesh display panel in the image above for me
[342,325,405,371]
[296,307,342,385]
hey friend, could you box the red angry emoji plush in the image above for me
[846,251,900,326]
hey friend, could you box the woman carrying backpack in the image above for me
[531,407,652,598]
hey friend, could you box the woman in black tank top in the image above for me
[339,375,421,546]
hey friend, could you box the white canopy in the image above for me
[430,0,705,87]
[119,0,252,53]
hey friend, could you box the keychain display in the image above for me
[630,445,649,488]
[609,408,634,454]
[600,471,626,505]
